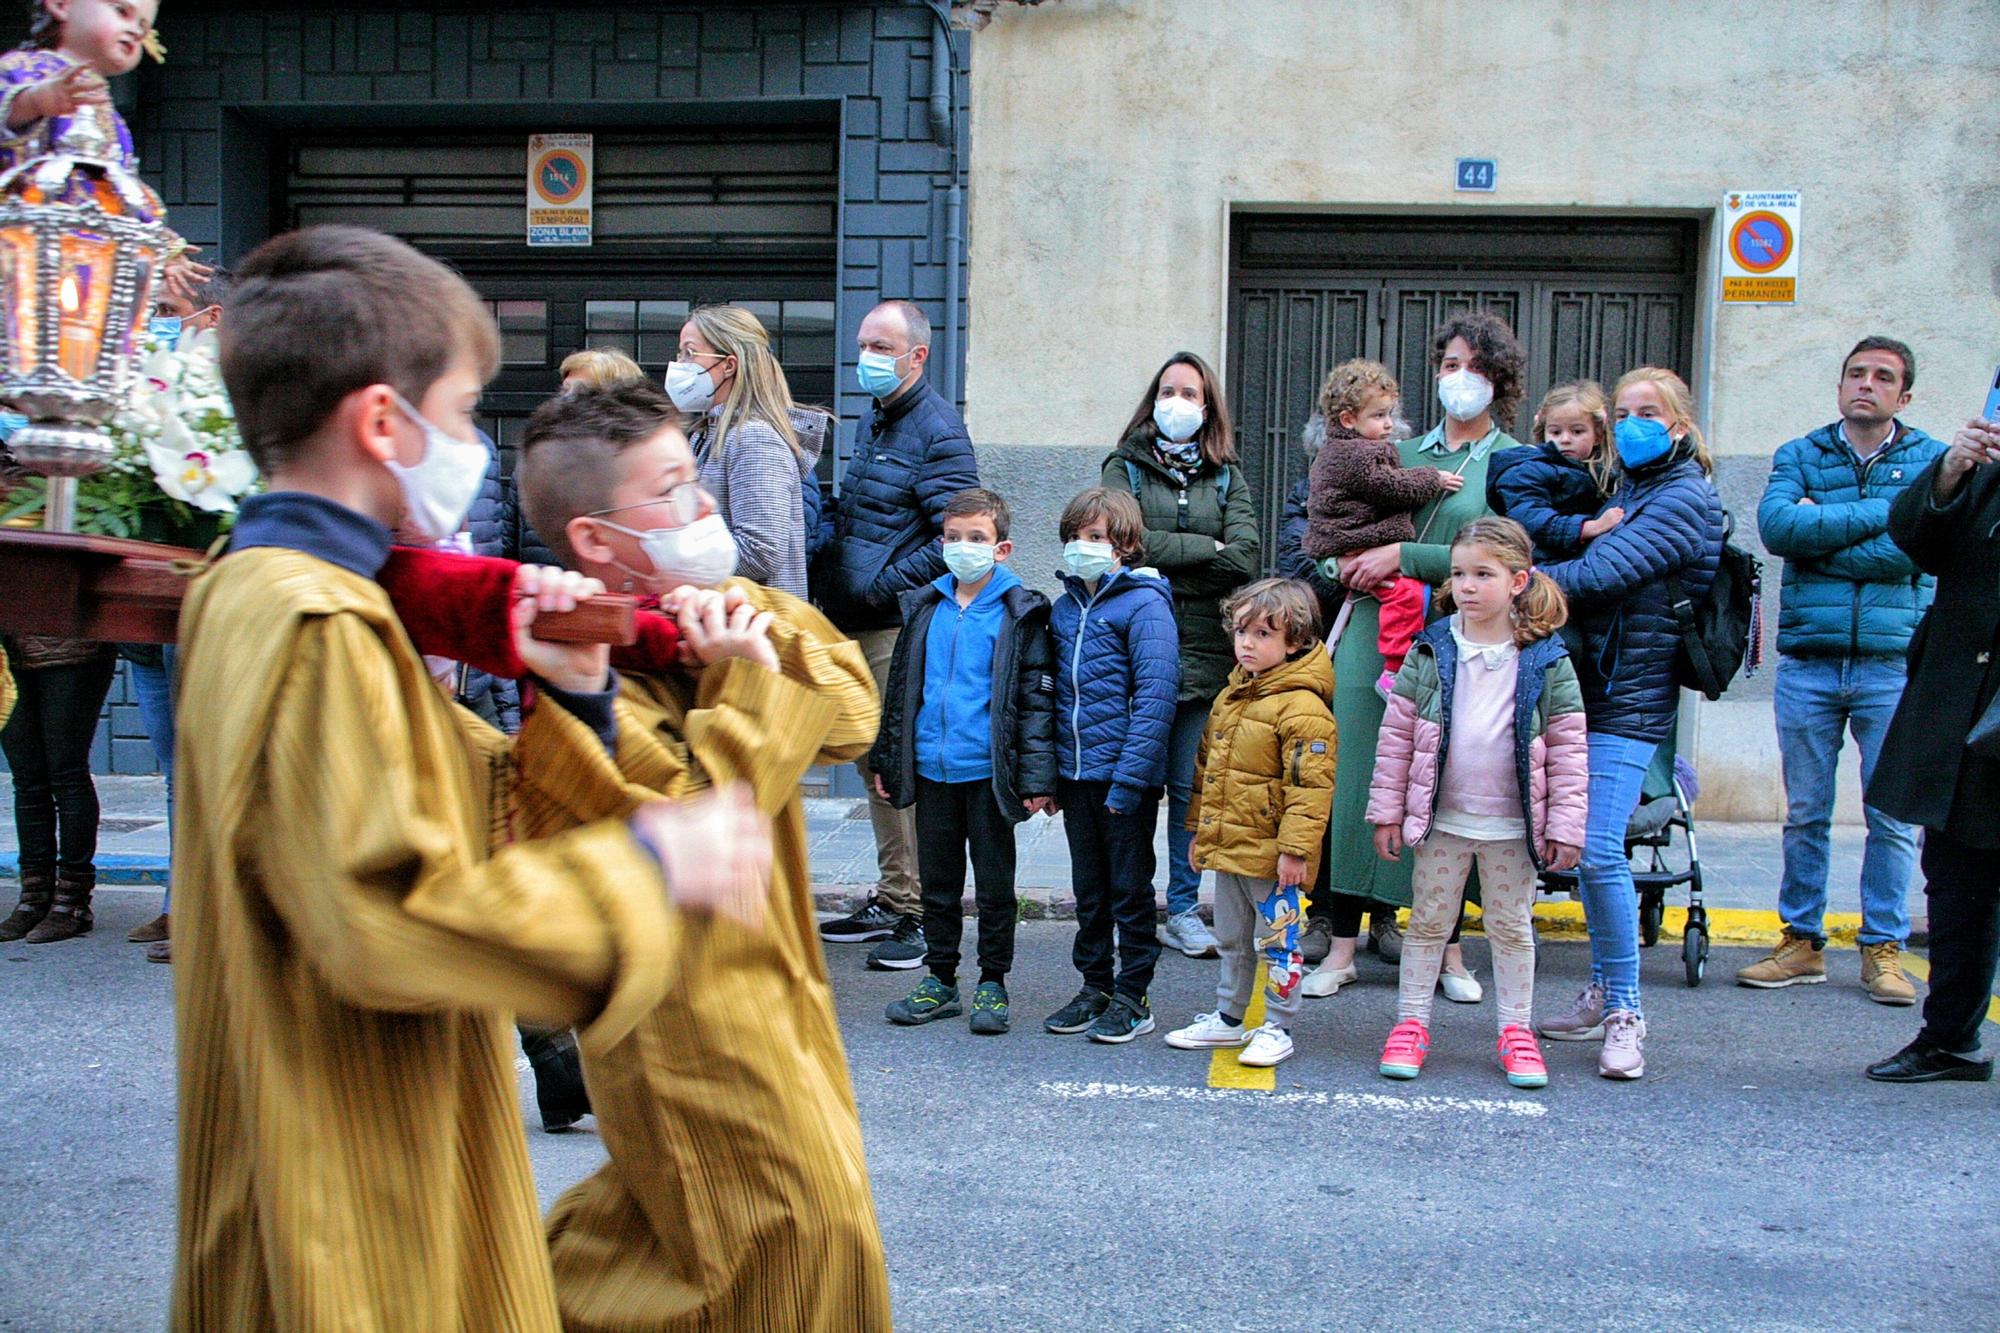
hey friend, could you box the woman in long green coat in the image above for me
[1103,351,1260,958]
[1300,312,1528,995]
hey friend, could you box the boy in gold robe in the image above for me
[171,226,771,1331]
[511,382,893,1331]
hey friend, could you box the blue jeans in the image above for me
[1578,732,1655,1017]
[1773,654,1916,945]
[129,647,176,912]
[1163,697,1212,918]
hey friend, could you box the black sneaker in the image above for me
[1044,987,1111,1034]
[820,894,901,943]
[865,915,926,970]
[968,981,1011,1035]
[886,976,962,1025]
[1087,993,1156,1045]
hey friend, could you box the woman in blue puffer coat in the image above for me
[1535,367,1724,1081]
[1044,488,1181,1042]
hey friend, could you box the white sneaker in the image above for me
[1238,1023,1295,1067]
[1302,958,1360,999]
[1163,1011,1251,1049]
[1439,965,1484,1004]
[1160,909,1220,959]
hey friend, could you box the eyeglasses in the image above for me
[589,483,703,527]
[674,346,727,364]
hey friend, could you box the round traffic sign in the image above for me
[1729,211,1792,274]
[533,149,587,205]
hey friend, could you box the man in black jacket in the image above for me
[1864,416,2000,1083]
[816,300,982,969]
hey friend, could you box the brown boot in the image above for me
[146,938,172,964]
[0,870,55,942]
[24,877,94,943]
[127,912,170,943]
[1860,941,1917,1006]
[1735,931,1826,988]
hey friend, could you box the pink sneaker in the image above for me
[1497,1024,1548,1089]
[1378,1018,1430,1080]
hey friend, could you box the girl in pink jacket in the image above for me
[1366,517,1589,1088]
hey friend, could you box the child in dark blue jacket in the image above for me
[1042,488,1182,1043]
[1486,381,1622,561]
[871,488,1058,1036]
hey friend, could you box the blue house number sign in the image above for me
[1455,158,1496,192]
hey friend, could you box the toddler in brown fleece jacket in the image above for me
[1301,359,1462,694]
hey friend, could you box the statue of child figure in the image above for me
[1,0,210,302]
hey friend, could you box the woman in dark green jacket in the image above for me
[1103,351,1260,957]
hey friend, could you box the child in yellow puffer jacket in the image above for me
[1164,578,1336,1069]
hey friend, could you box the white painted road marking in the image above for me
[1038,1079,1547,1118]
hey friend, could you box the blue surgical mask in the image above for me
[149,315,183,350]
[0,411,26,442]
[1614,415,1674,469]
[1062,539,1117,582]
[942,540,996,583]
[856,349,908,399]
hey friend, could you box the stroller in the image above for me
[1536,732,1712,986]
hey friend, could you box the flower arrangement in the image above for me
[1,328,259,545]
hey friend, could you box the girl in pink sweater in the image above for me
[1366,518,1589,1088]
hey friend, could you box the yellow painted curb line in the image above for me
[1443,902,1869,948]
[1207,988,1274,1090]
[1900,955,2000,1028]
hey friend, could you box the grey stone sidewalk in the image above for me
[1,773,1917,934]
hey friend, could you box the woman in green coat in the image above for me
[1299,312,1528,996]
[1103,351,1260,958]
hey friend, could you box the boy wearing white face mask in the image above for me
[869,488,1060,1036]
[1043,488,1181,1042]
[511,380,895,1328]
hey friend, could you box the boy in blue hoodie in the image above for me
[871,488,1058,1035]
[1042,488,1181,1043]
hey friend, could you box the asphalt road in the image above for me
[3,892,1994,1331]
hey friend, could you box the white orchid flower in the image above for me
[145,415,258,513]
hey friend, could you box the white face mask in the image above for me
[599,511,740,589]
[1153,396,1205,442]
[664,359,718,413]
[384,390,489,543]
[1436,368,1495,423]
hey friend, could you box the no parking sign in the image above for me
[1721,190,1800,304]
[527,133,593,248]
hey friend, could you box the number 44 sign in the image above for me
[528,134,593,248]
[1722,190,1800,304]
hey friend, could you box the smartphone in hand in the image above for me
[1983,366,2000,424]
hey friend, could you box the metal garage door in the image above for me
[1228,213,1700,565]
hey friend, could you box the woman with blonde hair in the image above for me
[667,304,829,598]
[560,346,645,393]
[1534,365,1724,1079]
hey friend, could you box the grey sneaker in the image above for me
[1369,915,1404,964]
[1299,916,1334,966]
[886,976,961,1025]
[1599,1010,1646,1080]
[968,981,1011,1036]
[1538,982,1606,1042]
[1160,908,1219,959]
[865,915,926,971]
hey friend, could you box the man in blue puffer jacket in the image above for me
[1740,336,1945,1001]
[1043,488,1180,1043]
[816,300,983,969]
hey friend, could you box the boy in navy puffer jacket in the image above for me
[1042,488,1181,1044]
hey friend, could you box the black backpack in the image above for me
[1670,510,1763,700]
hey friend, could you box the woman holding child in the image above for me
[1103,354,1260,960]
[1301,312,1526,997]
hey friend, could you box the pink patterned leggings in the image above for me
[1400,830,1538,1028]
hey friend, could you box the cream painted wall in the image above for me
[963,0,2000,457]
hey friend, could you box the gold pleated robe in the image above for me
[170,548,678,1332]
[514,581,892,1332]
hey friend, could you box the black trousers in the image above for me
[1,655,118,883]
[1917,830,2000,1055]
[1059,778,1162,1001]
[915,775,1018,983]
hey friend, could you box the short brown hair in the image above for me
[1221,578,1321,650]
[1058,487,1145,560]
[942,487,1011,541]
[1317,359,1399,425]
[516,381,686,570]
[221,226,499,474]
